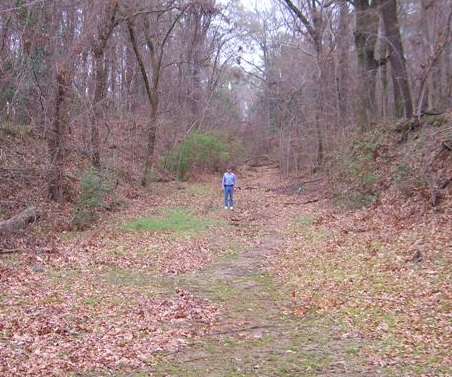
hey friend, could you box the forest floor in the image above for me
[1,165,450,376]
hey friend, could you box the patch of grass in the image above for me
[393,163,427,196]
[204,280,241,302]
[295,352,332,374]
[103,268,150,288]
[0,207,8,221]
[0,254,22,268]
[152,360,200,377]
[345,345,361,356]
[334,191,378,209]
[295,214,315,227]
[47,269,83,292]
[124,209,213,234]
[187,183,214,197]
[83,296,101,307]
[215,240,243,261]
[286,217,329,243]
[100,268,176,297]
[41,292,65,305]
[59,231,80,241]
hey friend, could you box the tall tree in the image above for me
[186,1,217,123]
[378,0,413,118]
[335,0,351,129]
[281,0,327,167]
[47,66,71,202]
[354,0,380,128]
[90,0,119,168]
[126,3,187,186]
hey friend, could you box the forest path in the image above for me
[151,166,370,377]
[0,165,375,377]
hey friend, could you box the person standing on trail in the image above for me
[222,167,237,210]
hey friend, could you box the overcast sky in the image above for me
[241,0,273,11]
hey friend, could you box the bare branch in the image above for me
[0,0,46,14]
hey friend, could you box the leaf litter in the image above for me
[1,167,451,376]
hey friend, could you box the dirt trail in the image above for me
[152,166,371,376]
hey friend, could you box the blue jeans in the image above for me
[224,186,234,208]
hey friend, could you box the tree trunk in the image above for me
[127,20,159,187]
[378,16,389,119]
[142,105,158,187]
[316,58,326,168]
[379,0,413,118]
[335,0,349,128]
[315,114,324,168]
[89,1,118,168]
[446,40,452,106]
[189,11,202,121]
[124,45,135,111]
[354,0,379,129]
[47,67,70,202]
[91,51,106,168]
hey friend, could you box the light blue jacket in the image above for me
[222,172,237,187]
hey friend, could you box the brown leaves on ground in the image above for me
[1,165,450,375]
[0,274,218,375]
[274,188,451,374]
[0,179,224,376]
[0,248,220,376]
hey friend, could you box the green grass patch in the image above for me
[187,183,214,197]
[200,280,241,302]
[295,214,315,227]
[83,296,102,307]
[0,254,22,268]
[334,191,378,210]
[123,209,213,234]
[100,268,176,297]
[103,268,151,288]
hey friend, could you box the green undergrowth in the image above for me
[0,122,33,140]
[72,167,118,230]
[164,131,231,180]
[123,208,214,234]
[328,128,386,209]
[328,114,452,209]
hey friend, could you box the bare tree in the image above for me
[47,65,71,202]
[126,3,187,186]
[354,0,380,128]
[90,0,119,168]
[281,0,335,167]
[378,0,413,118]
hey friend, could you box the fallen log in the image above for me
[301,198,321,204]
[0,248,25,254]
[300,177,323,185]
[0,206,40,235]
[283,202,300,206]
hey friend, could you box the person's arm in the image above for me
[221,174,225,188]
